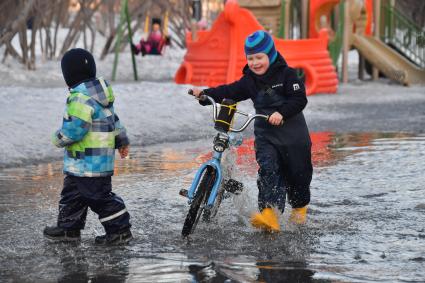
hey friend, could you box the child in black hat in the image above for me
[43,48,133,245]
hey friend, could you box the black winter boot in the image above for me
[95,229,133,245]
[43,226,81,241]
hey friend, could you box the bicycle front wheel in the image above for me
[182,166,216,237]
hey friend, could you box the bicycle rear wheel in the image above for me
[182,166,216,237]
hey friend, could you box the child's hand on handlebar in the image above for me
[188,88,203,98]
[269,112,284,126]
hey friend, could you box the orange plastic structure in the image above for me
[175,0,338,95]
[364,0,373,36]
[309,0,373,38]
[309,0,340,39]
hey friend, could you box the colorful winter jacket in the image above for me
[52,78,129,177]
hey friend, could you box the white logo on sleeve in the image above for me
[293,83,300,91]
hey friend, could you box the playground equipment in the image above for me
[309,0,340,39]
[137,13,170,56]
[238,0,287,37]
[347,0,425,85]
[309,0,373,39]
[112,0,138,81]
[309,0,424,85]
[174,0,338,95]
[111,0,170,81]
[352,35,425,85]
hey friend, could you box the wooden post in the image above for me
[112,0,137,81]
[301,0,309,38]
[163,11,169,37]
[341,0,350,83]
[191,0,201,41]
[191,19,198,41]
[358,53,365,80]
[144,13,150,35]
[372,0,381,80]
[278,0,286,38]
[285,0,291,39]
[111,0,126,81]
[124,0,138,81]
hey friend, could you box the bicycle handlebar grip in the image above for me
[215,99,237,133]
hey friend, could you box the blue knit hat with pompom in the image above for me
[244,30,277,64]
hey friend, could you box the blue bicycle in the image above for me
[180,93,269,237]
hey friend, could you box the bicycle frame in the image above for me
[185,95,268,209]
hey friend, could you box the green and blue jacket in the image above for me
[53,78,129,177]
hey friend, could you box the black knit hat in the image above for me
[152,18,161,26]
[61,48,96,88]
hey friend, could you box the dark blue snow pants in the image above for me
[57,175,131,234]
[255,138,312,213]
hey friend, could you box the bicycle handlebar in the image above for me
[198,94,269,133]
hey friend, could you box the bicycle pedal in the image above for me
[179,189,188,197]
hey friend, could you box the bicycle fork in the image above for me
[180,151,223,208]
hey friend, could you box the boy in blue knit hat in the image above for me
[43,48,133,244]
[191,30,312,232]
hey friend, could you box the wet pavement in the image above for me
[1,132,425,282]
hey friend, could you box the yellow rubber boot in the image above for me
[289,206,308,224]
[250,208,280,232]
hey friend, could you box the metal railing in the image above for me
[381,4,425,68]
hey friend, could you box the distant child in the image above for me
[43,48,132,244]
[131,18,170,56]
[191,30,313,232]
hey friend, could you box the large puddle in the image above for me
[1,132,424,282]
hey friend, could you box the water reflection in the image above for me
[188,262,231,282]
[1,132,414,183]
[0,132,424,283]
[256,261,316,283]
[45,242,131,283]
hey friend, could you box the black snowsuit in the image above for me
[202,53,312,213]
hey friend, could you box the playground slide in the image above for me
[352,34,425,85]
